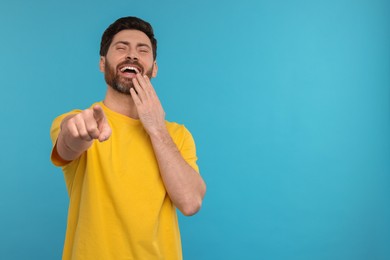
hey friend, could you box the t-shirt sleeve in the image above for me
[50,111,80,167]
[178,126,200,173]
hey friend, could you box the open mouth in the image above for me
[119,65,142,77]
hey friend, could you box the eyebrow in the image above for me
[113,41,151,49]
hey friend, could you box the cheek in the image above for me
[104,52,122,67]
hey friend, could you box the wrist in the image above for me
[148,126,171,143]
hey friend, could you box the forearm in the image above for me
[56,130,92,162]
[129,74,206,215]
[149,129,206,216]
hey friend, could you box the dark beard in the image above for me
[104,60,153,95]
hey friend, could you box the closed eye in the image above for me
[114,42,128,51]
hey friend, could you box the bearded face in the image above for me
[104,59,154,95]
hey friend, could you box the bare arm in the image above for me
[56,105,112,162]
[131,74,206,216]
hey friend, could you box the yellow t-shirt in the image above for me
[50,102,199,260]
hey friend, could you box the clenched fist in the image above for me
[57,105,112,161]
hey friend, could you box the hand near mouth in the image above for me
[130,73,167,137]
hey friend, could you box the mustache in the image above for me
[116,60,144,74]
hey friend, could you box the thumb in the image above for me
[98,122,112,142]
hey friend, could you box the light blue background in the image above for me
[1,0,389,259]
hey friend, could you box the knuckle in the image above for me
[86,125,97,133]
[81,109,93,118]
[69,129,80,139]
[72,114,85,124]
[79,131,92,140]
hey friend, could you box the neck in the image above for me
[103,86,139,119]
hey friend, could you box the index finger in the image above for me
[138,74,156,96]
[92,105,106,121]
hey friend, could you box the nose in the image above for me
[126,48,138,60]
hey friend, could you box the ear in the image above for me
[99,56,105,72]
[152,61,158,78]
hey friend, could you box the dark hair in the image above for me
[100,16,157,60]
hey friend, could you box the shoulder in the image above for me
[165,121,196,149]
[166,121,190,136]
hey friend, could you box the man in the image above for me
[50,16,206,260]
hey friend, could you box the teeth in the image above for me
[120,66,139,73]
